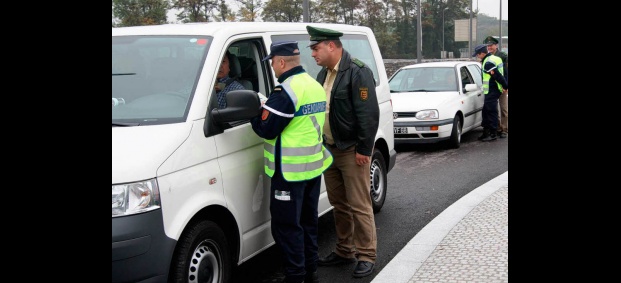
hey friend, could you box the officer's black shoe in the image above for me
[352,261,374,278]
[499,132,507,138]
[305,271,319,283]
[482,133,497,142]
[478,129,490,141]
[318,252,356,266]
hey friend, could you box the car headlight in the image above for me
[112,179,161,217]
[415,110,439,120]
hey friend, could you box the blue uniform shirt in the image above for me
[250,66,305,140]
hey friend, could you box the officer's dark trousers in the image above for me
[482,90,501,132]
[270,171,321,283]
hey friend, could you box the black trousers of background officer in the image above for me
[482,90,501,134]
[270,166,321,283]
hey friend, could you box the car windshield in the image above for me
[389,66,457,92]
[112,35,212,126]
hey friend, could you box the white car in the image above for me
[389,61,484,148]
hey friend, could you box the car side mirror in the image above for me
[464,83,479,92]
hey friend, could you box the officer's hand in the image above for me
[355,153,370,166]
[257,92,268,106]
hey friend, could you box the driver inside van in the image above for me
[215,50,246,108]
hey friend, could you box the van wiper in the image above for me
[112,73,136,76]
[112,122,140,127]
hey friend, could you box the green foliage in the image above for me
[170,0,221,22]
[112,0,169,27]
[111,0,508,59]
[261,0,302,22]
[236,0,264,21]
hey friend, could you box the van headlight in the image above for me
[415,110,439,120]
[112,179,161,217]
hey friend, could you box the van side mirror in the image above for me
[211,90,262,124]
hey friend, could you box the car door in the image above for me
[212,36,275,263]
[464,63,484,127]
[458,64,483,131]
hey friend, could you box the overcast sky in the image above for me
[476,0,508,20]
[167,0,508,23]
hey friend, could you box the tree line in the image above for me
[112,0,508,59]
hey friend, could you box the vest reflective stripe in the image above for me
[263,72,333,181]
[482,55,504,94]
[264,148,332,173]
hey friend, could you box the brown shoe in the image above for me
[317,252,356,266]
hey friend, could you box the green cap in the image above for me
[306,25,344,46]
[484,36,499,45]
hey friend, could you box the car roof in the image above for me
[112,22,372,36]
[397,61,478,70]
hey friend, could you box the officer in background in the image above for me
[473,44,508,141]
[306,25,380,278]
[484,36,509,138]
[250,41,333,283]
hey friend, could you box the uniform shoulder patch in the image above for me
[352,58,365,68]
[359,87,369,101]
[261,109,269,120]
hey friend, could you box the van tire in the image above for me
[370,148,387,213]
[169,220,231,283]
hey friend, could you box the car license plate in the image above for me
[394,127,408,134]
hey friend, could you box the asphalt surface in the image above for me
[370,171,508,283]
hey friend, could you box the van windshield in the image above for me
[112,35,212,126]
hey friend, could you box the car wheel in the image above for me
[169,220,231,283]
[448,115,462,149]
[370,148,387,213]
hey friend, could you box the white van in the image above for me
[112,22,396,283]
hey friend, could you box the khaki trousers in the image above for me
[323,145,377,263]
[498,91,508,133]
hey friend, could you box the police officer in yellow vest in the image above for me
[472,44,508,141]
[484,36,509,138]
[250,41,333,283]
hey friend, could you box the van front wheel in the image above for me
[370,148,387,214]
[169,220,231,283]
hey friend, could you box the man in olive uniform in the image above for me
[306,25,380,279]
[484,36,509,138]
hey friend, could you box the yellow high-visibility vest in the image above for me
[482,55,505,94]
[263,72,333,181]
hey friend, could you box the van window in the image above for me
[226,39,263,93]
[271,34,380,85]
[112,36,212,125]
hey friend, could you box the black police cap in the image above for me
[472,44,488,57]
[262,41,300,61]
